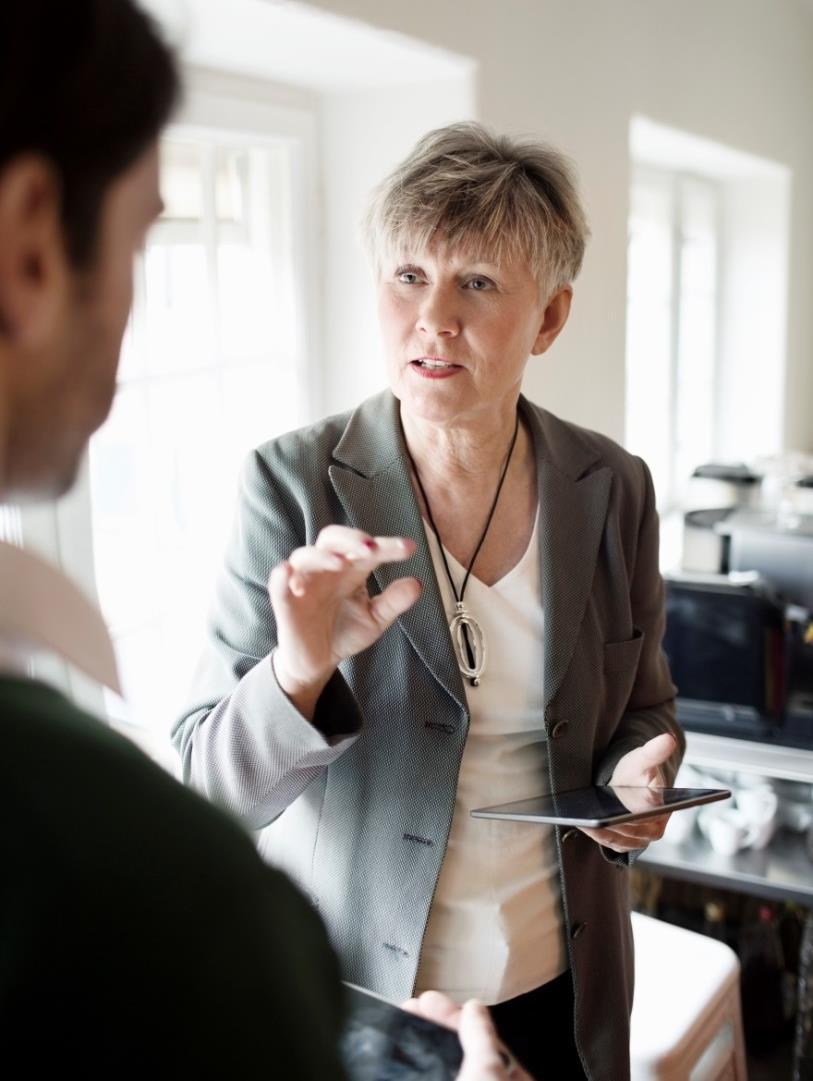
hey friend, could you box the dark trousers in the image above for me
[490,971,587,1080]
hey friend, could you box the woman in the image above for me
[174,123,683,1081]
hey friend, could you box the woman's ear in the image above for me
[0,156,68,345]
[531,286,572,355]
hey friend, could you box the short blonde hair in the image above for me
[363,122,590,296]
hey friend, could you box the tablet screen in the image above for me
[340,983,463,1081]
[471,785,730,827]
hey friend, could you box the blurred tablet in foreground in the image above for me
[340,983,463,1081]
[471,785,730,828]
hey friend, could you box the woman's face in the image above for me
[376,242,570,428]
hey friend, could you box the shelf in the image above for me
[685,730,813,784]
[639,829,813,906]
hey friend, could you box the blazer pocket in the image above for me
[602,628,645,726]
[603,627,644,674]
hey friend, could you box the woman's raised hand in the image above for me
[268,525,422,719]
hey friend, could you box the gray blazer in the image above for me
[173,389,683,1081]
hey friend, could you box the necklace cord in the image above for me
[400,412,521,678]
[457,414,520,600]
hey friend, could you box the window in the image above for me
[87,116,313,738]
[626,117,791,551]
[625,166,719,513]
[0,506,22,546]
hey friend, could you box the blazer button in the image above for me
[570,921,587,940]
[550,720,569,740]
[561,828,579,844]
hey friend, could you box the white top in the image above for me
[414,511,567,1005]
[0,538,120,692]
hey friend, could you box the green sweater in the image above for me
[0,676,347,1077]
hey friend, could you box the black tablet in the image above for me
[340,982,463,1081]
[470,785,730,828]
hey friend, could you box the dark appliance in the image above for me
[663,574,813,751]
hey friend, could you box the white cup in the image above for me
[662,804,700,845]
[700,807,753,856]
[735,786,778,850]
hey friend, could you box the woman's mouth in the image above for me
[410,358,463,378]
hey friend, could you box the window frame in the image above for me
[625,162,723,516]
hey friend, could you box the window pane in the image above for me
[625,170,674,506]
[215,147,246,224]
[0,505,22,545]
[117,264,148,384]
[90,373,232,730]
[625,166,720,511]
[88,128,306,737]
[160,140,204,221]
[217,145,296,365]
[221,362,299,470]
[675,178,717,502]
[217,243,277,362]
[143,243,215,373]
[89,385,155,635]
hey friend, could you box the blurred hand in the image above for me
[579,732,677,853]
[269,525,421,718]
[402,991,534,1081]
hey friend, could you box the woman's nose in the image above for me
[416,286,460,338]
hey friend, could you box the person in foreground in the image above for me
[0,2,511,1076]
[176,123,686,1080]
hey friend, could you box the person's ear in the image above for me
[531,286,573,355]
[0,156,69,345]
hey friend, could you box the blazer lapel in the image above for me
[538,461,611,708]
[521,399,612,709]
[328,393,468,714]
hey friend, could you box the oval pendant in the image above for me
[449,602,487,682]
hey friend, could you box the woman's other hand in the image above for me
[579,732,677,854]
[269,525,421,719]
[402,992,534,1081]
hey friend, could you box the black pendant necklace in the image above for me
[401,413,520,687]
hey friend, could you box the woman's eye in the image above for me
[395,267,423,284]
[467,277,493,291]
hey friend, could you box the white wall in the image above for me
[302,0,813,451]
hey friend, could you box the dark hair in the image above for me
[0,0,180,267]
